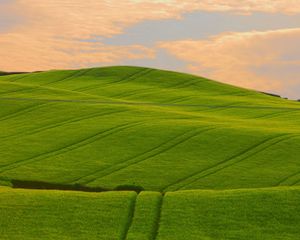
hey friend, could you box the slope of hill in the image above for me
[0,66,299,192]
[0,66,299,239]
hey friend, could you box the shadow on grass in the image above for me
[11,180,144,193]
[114,185,144,193]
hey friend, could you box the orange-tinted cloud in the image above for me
[1,0,300,72]
[0,0,168,71]
[0,32,155,71]
[158,28,300,98]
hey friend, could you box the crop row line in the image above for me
[43,68,92,86]
[164,134,294,191]
[254,109,297,120]
[75,126,216,185]
[0,102,49,122]
[1,97,300,111]
[0,108,127,140]
[0,122,143,174]
[8,74,30,82]
[0,78,105,102]
[121,193,138,240]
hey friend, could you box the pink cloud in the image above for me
[0,0,164,71]
[158,28,300,98]
[0,32,155,71]
[1,0,300,73]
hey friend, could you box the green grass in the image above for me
[0,66,299,239]
[158,187,300,240]
[1,186,299,240]
[126,191,162,240]
[0,66,299,191]
[0,187,137,240]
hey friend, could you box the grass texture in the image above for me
[0,66,299,239]
[1,186,299,240]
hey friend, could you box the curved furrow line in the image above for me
[0,80,101,101]
[254,109,298,120]
[0,102,48,122]
[7,74,30,82]
[0,122,143,174]
[113,87,191,104]
[0,85,80,98]
[111,87,155,99]
[164,134,294,192]
[75,68,154,92]
[169,77,200,89]
[112,79,197,101]
[173,77,212,91]
[0,104,34,120]
[0,81,77,97]
[0,77,61,96]
[112,86,182,100]
[167,96,192,104]
[99,68,147,87]
[113,68,154,84]
[151,194,163,240]
[43,68,92,86]
[69,130,194,184]
[220,91,253,97]
[74,68,149,92]
[292,179,300,186]
[194,102,241,114]
[77,126,216,185]
[0,83,36,95]
[74,84,102,92]
[0,109,128,140]
[276,169,300,186]
[120,193,138,240]
[0,87,34,96]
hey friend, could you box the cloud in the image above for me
[158,28,300,98]
[134,0,300,15]
[0,0,163,71]
[0,32,155,71]
[1,0,300,74]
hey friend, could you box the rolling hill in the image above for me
[0,66,299,239]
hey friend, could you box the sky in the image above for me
[0,0,299,99]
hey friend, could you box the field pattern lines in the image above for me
[193,102,241,114]
[7,74,30,82]
[254,110,297,120]
[0,103,48,122]
[73,84,99,92]
[292,179,300,186]
[0,122,143,174]
[0,80,103,101]
[72,68,151,93]
[277,169,300,186]
[168,96,193,104]
[120,194,138,240]
[164,134,294,191]
[0,109,128,140]
[169,77,201,90]
[76,126,216,185]
[92,68,146,88]
[108,68,153,86]
[111,87,155,99]
[152,195,163,240]
[43,69,92,86]
[125,193,164,240]
[0,85,36,95]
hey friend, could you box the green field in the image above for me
[0,66,299,239]
[1,186,300,240]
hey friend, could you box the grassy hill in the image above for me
[0,66,299,239]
